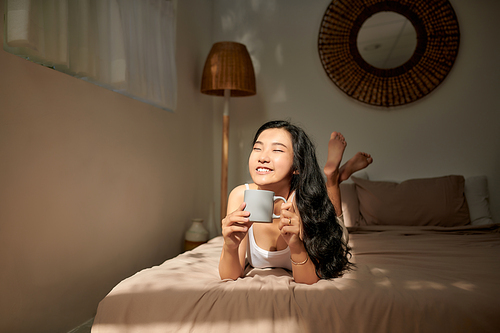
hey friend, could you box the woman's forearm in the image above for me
[290,245,320,284]
[219,244,244,280]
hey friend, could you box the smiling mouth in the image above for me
[256,167,272,173]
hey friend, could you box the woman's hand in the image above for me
[221,202,252,251]
[278,201,304,251]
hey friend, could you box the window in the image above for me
[4,0,177,111]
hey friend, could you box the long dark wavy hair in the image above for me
[252,120,354,279]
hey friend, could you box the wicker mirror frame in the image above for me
[318,0,460,107]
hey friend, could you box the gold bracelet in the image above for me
[290,255,308,265]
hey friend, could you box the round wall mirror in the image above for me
[357,12,417,69]
[318,0,460,107]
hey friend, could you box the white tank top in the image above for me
[247,225,293,271]
[245,184,293,271]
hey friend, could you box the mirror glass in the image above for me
[357,12,417,69]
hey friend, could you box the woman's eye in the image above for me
[273,149,284,153]
[253,147,261,151]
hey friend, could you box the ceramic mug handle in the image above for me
[272,196,287,218]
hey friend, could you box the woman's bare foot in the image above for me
[339,152,373,182]
[323,132,347,184]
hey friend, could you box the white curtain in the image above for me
[4,0,177,111]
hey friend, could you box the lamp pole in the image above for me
[221,89,230,219]
[200,41,256,224]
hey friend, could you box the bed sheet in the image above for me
[92,224,500,333]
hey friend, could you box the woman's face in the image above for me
[249,128,295,189]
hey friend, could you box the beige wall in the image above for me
[2,0,499,331]
[212,0,500,223]
[0,1,216,332]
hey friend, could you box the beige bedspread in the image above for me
[92,225,500,333]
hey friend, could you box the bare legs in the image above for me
[339,152,373,183]
[323,132,372,244]
[323,132,346,216]
[323,132,373,215]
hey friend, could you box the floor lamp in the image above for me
[201,42,256,221]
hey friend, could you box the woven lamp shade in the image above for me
[201,42,256,97]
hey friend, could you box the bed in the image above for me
[91,175,500,333]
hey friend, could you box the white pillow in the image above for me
[464,176,494,225]
[342,171,369,184]
[339,172,368,227]
[340,183,359,227]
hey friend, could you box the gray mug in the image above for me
[244,189,287,223]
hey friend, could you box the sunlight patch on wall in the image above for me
[272,82,287,103]
[221,10,236,32]
[250,0,277,14]
[275,44,284,66]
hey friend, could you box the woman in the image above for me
[219,120,372,284]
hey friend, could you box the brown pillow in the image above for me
[352,175,470,227]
